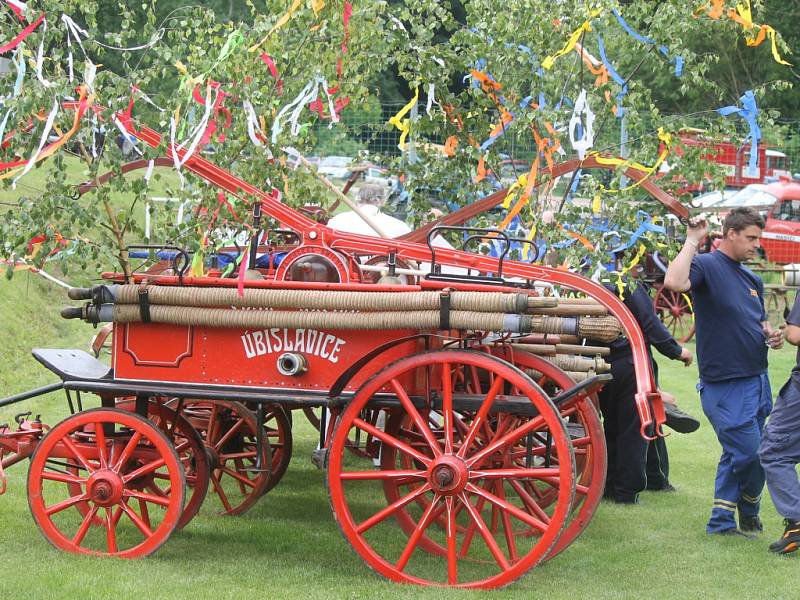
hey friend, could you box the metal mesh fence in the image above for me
[308,102,800,181]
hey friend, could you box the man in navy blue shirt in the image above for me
[665,207,784,536]
[759,292,800,553]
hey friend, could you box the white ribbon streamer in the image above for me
[144,159,155,184]
[12,95,59,188]
[35,18,52,88]
[569,89,595,160]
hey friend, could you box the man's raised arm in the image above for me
[664,217,707,292]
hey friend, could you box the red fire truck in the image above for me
[677,128,791,192]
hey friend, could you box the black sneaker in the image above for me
[664,404,701,434]
[769,519,800,554]
[740,515,764,533]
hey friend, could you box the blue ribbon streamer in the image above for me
[612,8,683,76]
[597,32,628,116]
[608,211,666,254]
[717,90,761,176]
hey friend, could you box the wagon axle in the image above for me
[0,415,48,495]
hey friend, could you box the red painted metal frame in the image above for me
[93,114,664,436]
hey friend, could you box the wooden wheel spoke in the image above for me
[120,500,154,537]
[114,431,143,472]
[138,498,152,530]
[445,496,458,585]
[389,378,442,457]
[494,481,519,563]
[105,507,118,554]
[219,450,258,461]
[210,472,233,512]
[45,493,90,516]
[233,458,249,495]
[466,415,547,468]
[61,436,97,474]
[71,505,100,546]
[352,417,431,466]
[213,418,246,452]
[125,489,173,507]
[470,467,562,480]
[571,436,590,448]
[441,363,454,453]
[457,376,505,459]
[459,491,511,570]
[41,469,85,485]
[466,482,548,533]
[340,469,426,481]
[219,464,257,489]
[395,493,442,572]
[94,423,109,469]
[122,458,167,484]
[355,483,432,534]
[508,478,552,526]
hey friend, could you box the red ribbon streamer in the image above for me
[0,11,44,53]
[336,1,352,78]
[259,53,284,95]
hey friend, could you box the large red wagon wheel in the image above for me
[379,348,603,563]
[653,285,695,343]
[27,408,185,558]
[179,400,271,515]
[115,399,210,529]
[327,350,575,588]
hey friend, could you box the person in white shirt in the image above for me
[327,184,411,238]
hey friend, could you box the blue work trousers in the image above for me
[759,377,800,522]
[698,373,772,533]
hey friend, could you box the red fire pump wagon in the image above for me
[0,113,689,588]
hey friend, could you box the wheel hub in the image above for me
[427,455,468,495]
[87,470,124,506]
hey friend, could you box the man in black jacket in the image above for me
[599,281,696,504]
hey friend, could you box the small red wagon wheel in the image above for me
[327,350,575,588]
[653,285,695,343]
[179,400,271,516]
[27,408,185,558]
[116,398,210,529]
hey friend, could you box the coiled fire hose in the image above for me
[63,285,622,341]
[66,303,622,341]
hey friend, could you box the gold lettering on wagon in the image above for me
[240,329,346,364]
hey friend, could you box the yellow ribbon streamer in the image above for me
[311,0,326,16]
[613,243,647,298]
[696,0,791,65]
[541,9,602,70]
[588,128,672,194]
[249,0,305,52]
[388,88,419,150]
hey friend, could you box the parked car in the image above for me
[317,156,354,179]
[690,189,738,209]
[362,165,398,191]
[759,180,800,263]
[724,184,778,209]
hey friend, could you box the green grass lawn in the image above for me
[1,273,799,599]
